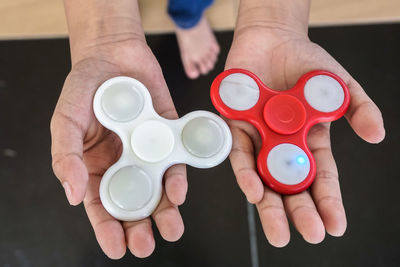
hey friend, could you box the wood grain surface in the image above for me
[0,0,399,39]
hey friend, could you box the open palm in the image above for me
[225,28,385,246]
[50,41,187,258]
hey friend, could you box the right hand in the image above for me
[50,38,187,259]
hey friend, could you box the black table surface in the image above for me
[0,24,399,267]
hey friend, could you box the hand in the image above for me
[225,24,385,246]
[50,38,187,258]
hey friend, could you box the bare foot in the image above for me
[175,16,220,79]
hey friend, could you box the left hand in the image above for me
[224,24,385,247]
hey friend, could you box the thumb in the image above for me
[50,106,89,205]
[343,78,385,144]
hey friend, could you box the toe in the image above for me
[204,58,215,73]
[183,58,200,79]
[198,60,209,75]
[208,50,218,67]
[212,41,220,54]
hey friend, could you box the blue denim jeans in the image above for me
[168,0,214,29]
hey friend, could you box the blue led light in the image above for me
[296,156,306,164]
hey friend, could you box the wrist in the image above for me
[64,0,146,65]
[234,0,310,40]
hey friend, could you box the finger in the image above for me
[130,71,185,241]
[256,188,290,247]
[84,173,126,259]
[139,73,190,206]
[344,78,385,144]
[164,164,188,205]
[123,219,155,258]
[50,105,88,206]
[229,126,264,203]
[295,55,385,144]
[308,123,347,237]
[152,193,184,242]
[283,53,385,144]
[283,191,325,244]
[157,105,188,206]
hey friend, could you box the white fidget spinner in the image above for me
[93,77,232,221]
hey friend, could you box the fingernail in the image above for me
[62,181,73,205]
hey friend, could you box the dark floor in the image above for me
[0,23,399,267]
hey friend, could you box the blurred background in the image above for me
[0,0,399,266]
[1,0,400,38]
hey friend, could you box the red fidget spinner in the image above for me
[210,69,350,194]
